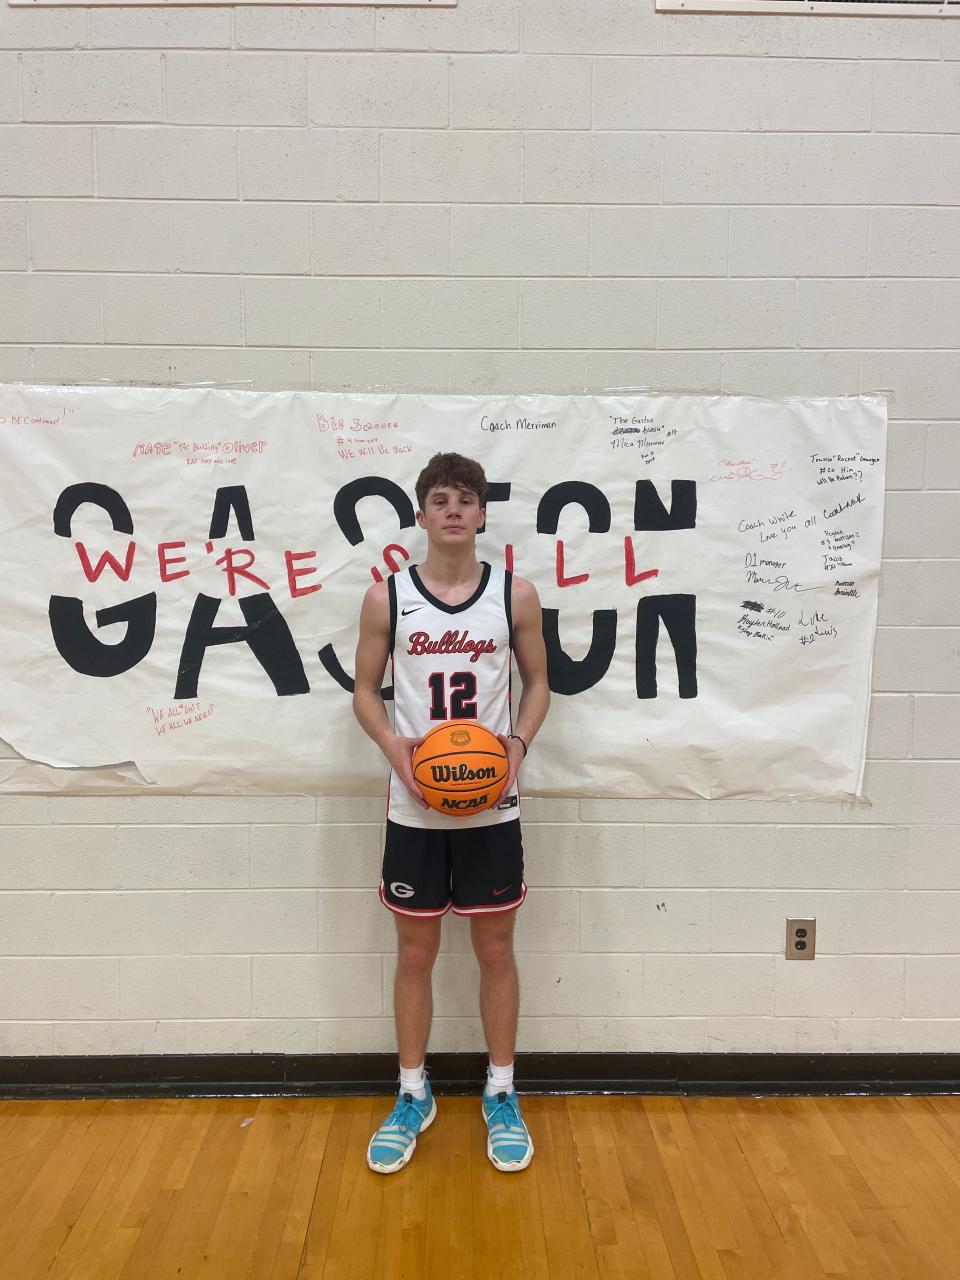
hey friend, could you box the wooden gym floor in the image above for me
[2,1092,960,1279]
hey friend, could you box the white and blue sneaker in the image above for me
[481,1087,534,1172]
[367,1082,437,1174]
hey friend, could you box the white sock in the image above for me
[399,1063,427,1100]
[485,1061,514,1097]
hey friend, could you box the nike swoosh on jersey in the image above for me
[401,606,424,616]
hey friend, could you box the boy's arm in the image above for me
[498,575,551,794]
[352,581,428,809]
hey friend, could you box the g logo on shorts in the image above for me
[390,881,415,898]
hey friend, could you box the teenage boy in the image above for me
[353,451,550,1174]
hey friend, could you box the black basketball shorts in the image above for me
[379,817,526,917]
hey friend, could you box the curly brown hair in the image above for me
[415,452,488,511]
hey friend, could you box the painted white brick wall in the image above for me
[0,0,957,1059]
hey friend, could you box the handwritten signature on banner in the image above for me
[145,702,215,736]
[131,441,269,462]
[711,460,787,482]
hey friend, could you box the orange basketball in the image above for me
[411,721,509,817]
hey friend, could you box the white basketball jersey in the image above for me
[386,561,520,829]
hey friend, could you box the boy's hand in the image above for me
[383,733,429,809]
[496,733,525,799]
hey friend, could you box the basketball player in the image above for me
[353,452,550,1174]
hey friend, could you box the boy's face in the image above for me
[417,483,485,548]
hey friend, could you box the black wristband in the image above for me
[509,734,528,758]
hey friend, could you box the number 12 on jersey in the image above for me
[428,671,478,720]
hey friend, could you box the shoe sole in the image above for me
[482,1098,534,1172]
[367,1096,437,1174]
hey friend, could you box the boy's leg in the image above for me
[470,908,533,1172]
[368,823,449,1174]
[367,915,442,1176]
[450,822,533,1173]
[394,913,442,1066]
[379,819,451,1064]
[470,910,519,1068]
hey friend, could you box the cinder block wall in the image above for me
[0,0,958,1057]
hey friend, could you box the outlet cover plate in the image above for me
[786,917,816,960]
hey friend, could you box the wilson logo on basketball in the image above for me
[440,794,490,810]
[410,721,507,819]
[430,763,497,783]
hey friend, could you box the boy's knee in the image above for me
[397,935,440,975]
[472,932,515,971]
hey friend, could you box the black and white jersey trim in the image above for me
[408,562,492,615]
[387,573,398,655]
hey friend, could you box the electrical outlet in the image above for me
[786,918,816,960]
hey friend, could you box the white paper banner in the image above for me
[0,384,886,800]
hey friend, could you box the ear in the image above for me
[415,510,426,529]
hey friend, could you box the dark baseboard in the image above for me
[2,1052,960,1099]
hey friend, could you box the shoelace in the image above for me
[486,1091,526,1137]
[381,1092,426,1138]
